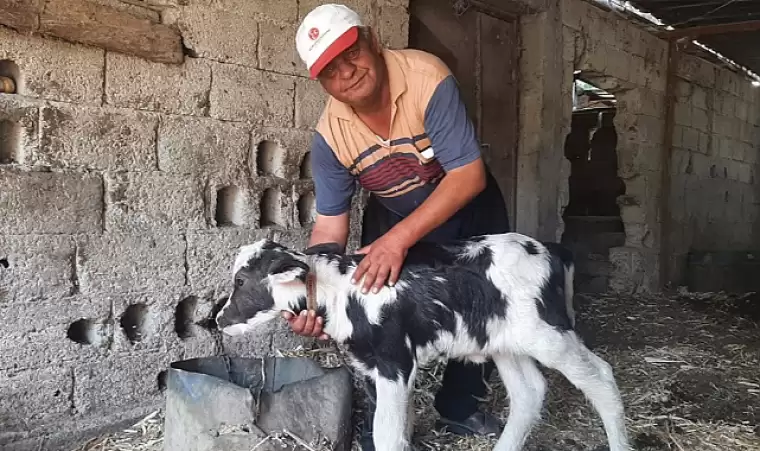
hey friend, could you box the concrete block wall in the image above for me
[667,53,760,285]
[0,0,408,449]
[560,0,668,293]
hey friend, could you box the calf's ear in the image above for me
[268,255,310,284]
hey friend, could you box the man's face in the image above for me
[316,30,385,108]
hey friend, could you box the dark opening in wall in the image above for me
[157,370,168,392]
[561,76,626,294]
[256,140,284,177]
[120,303,149,344]
[299,152,312,179]
[175,296,197,339]
[259,188,283,227]
[197,297,228,331]
[297,192,316,226]
[0,120,21,164]
[0,60,20,94]
[215,186,244,227]
[0,258,8,269]
[67,318,102,345]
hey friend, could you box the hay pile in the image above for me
[75,290,760,451]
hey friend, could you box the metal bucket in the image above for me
[163,356,353,451]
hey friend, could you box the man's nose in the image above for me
[335,59,356,79]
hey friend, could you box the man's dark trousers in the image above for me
[357,169,511,448]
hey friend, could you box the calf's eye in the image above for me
[236,279,244,287]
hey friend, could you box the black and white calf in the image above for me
[215,233,631,451]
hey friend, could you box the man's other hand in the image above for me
[282,310,330,340]
[352,231,409,294]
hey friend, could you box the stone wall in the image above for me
[0,0,409,449]
[668,53,760,287]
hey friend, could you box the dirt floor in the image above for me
[74,290,760,451]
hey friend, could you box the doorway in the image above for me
[407,0,520,220]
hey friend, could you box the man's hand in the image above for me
[282,310,330,340]
[352,229,410,294]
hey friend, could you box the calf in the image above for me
[215,233,631,451]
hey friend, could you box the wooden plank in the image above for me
[39,0,183,64]
[0,0,42,32]
[658,19,760,40]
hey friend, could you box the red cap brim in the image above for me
[309,26,360,79]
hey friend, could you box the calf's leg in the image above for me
[373,373,413,451]
[531,331,631,451]
[491,353,547,451]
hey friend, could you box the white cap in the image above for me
[296,4,364,79]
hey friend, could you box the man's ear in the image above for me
[268,255,309,284]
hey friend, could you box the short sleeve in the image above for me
[311,132,356,216]
[423,75,482,172]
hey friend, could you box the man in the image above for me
[284,4,511,448]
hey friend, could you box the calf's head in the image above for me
[215,239,309,336]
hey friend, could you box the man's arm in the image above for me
[285,131,355,340]
[352,74,487,293]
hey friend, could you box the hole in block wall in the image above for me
[67,318,102,345]
[256,140,284,177]
[120,303,149,344]
[197,297,227,331]
[0,60,20,94]
[299,152,312,179]
[297,192,316,226]
[215,186,244,227]
[0,258,8,269]
[157,370,168,392]
[0,120,21,164]
[260,188,283,227]
[175,296,197,339]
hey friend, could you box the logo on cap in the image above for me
[309,27,320,40]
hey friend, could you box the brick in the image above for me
[691,85,708,110]
[38,103,158,171]
[0,95,40,165]
[193,0,298,24]
[0,295,112,371]
[379,4,410,50]
[691,107,709,133]
[0,235,74,303]
[0,170,103,234]
[0,367,73,431]
[157,114,250,180]
[177,5,259,67]
[210,63,295,126]
[259,21,303,76]
[0,26,104,104]
[40,0,183,65]
[681,127,699,151]
[677,54,716,88]
[104,171,206,233]
[74,351,180,416]
[105,53,211,116]
[299,0,372,24]
[295,77,327,129]
[674,102,692,127]
[76,233,185,294]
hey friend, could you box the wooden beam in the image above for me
[658,20,760,40]
[39,0,184,65]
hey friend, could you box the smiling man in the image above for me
[284,3,511,449]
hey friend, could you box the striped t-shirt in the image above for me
[310,48,481,218]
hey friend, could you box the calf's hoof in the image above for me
[435,410,503,437]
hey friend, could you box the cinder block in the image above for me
[73,351,180,416]
[254,127,314,179]
[0,235,74,303]
[606,46,630,82]
[0,366,73,431]
[197,0,298,24]
[295,77,327,129]
[96,0,160,21]
[378,4,409,50]
[677,53,716,88]
[76,233,186,294]
[259,21,303,76]
[691,107,709,133]
[682,127,699,151]
[104,171,206,233]
[108,291,185,353]
[640,88,664,118]
[561,0,583,30]
[0,26,104,104]
[674,102,692,127]
[157,114,250,181]
[629,55,646,86]
[38,103,158,171]
[672,126,684,149]
[735,100,749,122]
[210,63,295,126]
[0,95,40,165]
[0,295,113,371]
[635,114,663,143]
[691,85,708,110]
[697,131,710,154]
[0,170,103,234]
[562,27,576,63]
[177,5,259,67]
[300,0,372,23]
[106,52,211,116]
